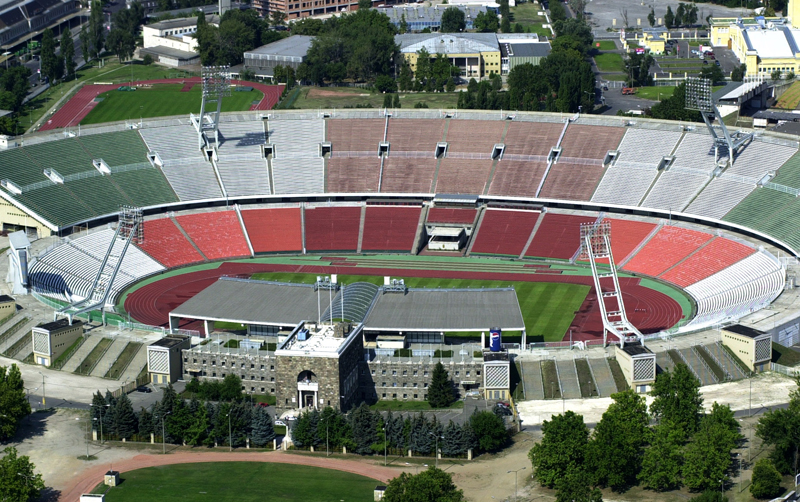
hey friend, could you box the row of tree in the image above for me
[196,9,287,66]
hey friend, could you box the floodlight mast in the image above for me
[196,65,231,150]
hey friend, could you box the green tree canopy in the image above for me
[40,28,62,83]
[0,364,31,441]
[750,458,782,499]
[427,362,455,408]
[529,410,590,488]
[649,364,703,435]
[682,403,741,492]
[0,447,44,502]
[638,420,685,491]
[756,376,800,474]
[469,410,507,452]
[60,28,76,81]
[383,466,465,502]
[440,7,466,33]
[474,10,499,32]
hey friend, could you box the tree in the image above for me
[60,28,76,81]
[114,393,137,440]
[650,364,703,435]
[772,69,783,81]
[427,362,454,408]
[349,403,378,455]
[529,411,589,488]
[358,0,370,9]
[675,3,685,27]
[474,10,499,32]
[399,13,408,34]
[570,0,587,19]
[184,402,209,446]
[731,63,747,82]
[555,468,603,502]
[664,6,675,28]
[270,10,287,27]
[375,74,396,93]
[409,412,432,455]
[619,8,629,28]
[250,406,275,447]
[138,407,154,437]
[88,0,106,60]
[756,376,800,475]
[113,1,145,36]
[440,7,466,33]
[501,16,512,33]
[624,52,654,87]
[699,65,725,84]
[393,93,400,108]
[750,458,782,499]
[682,403,741,492]
[441,420,466,457]
[648,82,702,122]
[0,365,31,441]
[648,7,656,26]
[40,29,62,83]
[469,410,507,452]
[639,421,685,491]
[549,0,567,23]
[220,374,243,401]
[106,29,136,62]
[0,447,44,502]
[383,466,465,502]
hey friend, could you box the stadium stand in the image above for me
[502,122,562,156]
[175,212,250,260]
[588,358,618,397]
[525,213,596,259]
[137,218,205,267]
[659,237,755,287]
[686,251,784,327]
[605,219,657,262]
[13,185,91,228]
[0,148,47,185]
[684,177,755,220]
[758,197,800,251]
[361,206,422,252]
[615,129,682,164]
[487,160,548,197]
[327,119,386,151]
[435,159,492,194]
[304,205,362,252]
[539,162,605,201]
[728,140,796,180]
[240,207,303,253]
[723,187,795,231]
[216,121,271,197]
[470,209,539,256]
[159,161,223,201]
[139,125,203,161]
[771,150,800,188]
[386,119,446,151]
[77,130,149,167]
[673,133,718,169]
[623,225,713,277]
[29,260,91,303]
[22,138,94,177]
[560,124,625,159]
[269,119,325,194]
[445,120,505,153]
[556,359,581,399]
[590,163,657,206]
[272,158,324,194]
[426,207,477,224]
[380,158,437,193]
[326,157,381,193]
[640,168,709,211]
[61,174,134,217]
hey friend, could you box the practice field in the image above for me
[80,84,263,124]
[249,271,591,342]
[95,462,376,501]
[285,86,459,110]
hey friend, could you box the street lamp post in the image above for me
[159,411,171,454]
[97,403,110,443]
[429,432,443,469]
[37,372,45,407]
[383,426,387,466]
[507,467,527,502]
[226,412,232,452]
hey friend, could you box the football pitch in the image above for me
[95,462,377,501]
[249,272,590,342]
[80,84,263,125]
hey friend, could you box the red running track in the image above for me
[125,262,684,341]
[40,79,284,131]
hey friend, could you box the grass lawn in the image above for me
[370,400,464,411]
[248,271,589,342]
[95,462,377,501]
[74,337,112,375]
[541,360,560,399]
[635,86,677,101]
[104,342,142,379]
[775,80,800,109]
[688,39,710,47]
[595,40,617,51]
[81,84,262,124]
[290,86,459,110]
[594,53,625,72]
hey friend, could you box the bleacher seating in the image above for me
[62,174,134,217]
[686,251,784,327]
[641,169,709,211]
[560,124,625,159]
[445,120,505,153]
[616,129,682,164]
[623,225,713,277]
[273,158,324,194]
[78,131,149,167]
[659,236,755,287]
[268,119,324,157]
[487,160,548,197]
[16,184,94,227]
[502,122,562,156]
[108,168,180,207]
[175,212,250,260]
[0,148,47,186]
[22,138,94,176]
[159,162,223,201]
[435,159,492,194]
[328,119,386,152]
[470,209,539,256]
[672,133,717,171]
[758,196,800,251]
[137,218,205,267]
[380,158,437,193]
[327,157,381,193]
[386,119,445,151]
[427,207,477,224]
[727,140,796,181]
[216,121,271,197]
[771,150,800,189]
[606,219,657,262]
[304,206,362,251]
[591,164,656,206]
[684,177,755,220]
[361,206,421,252]
[525,213,596,259]
[539,162,604,201]
[241,207,303,253]
[139,125,203,161]
[29,260,91,303]
[723,187,795,231]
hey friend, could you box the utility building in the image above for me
[31,318,83,367]
[720,324,772,372]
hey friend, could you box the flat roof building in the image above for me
[379,4,489,32]
[31,317,83,367]
[614,342,656,393]
[243,35,314,77]
[396,32,502,78]
[498,35,551,74]
[721,324,772,372]
[148,335,191,384]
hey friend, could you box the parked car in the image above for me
[703,60,709,64]
[274,420,286,426]
[715,61,721,66]
[136,386,152,393]
[691,49,700,55]
[254,402,269,407]
[621,87,637,95]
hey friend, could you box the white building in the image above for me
[140,14,219,67]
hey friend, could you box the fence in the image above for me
[771,362,800,377]
[110,373,150,398]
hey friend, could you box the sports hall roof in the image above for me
[170,277,331,326]
[364,288,524,332]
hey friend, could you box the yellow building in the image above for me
[0,295,15,321]
[31,318,84,367]
[396,33,501,78]
[720,324,772,372]
[710,14,800,77]
[614,343,657,393]
[620,28,669,54]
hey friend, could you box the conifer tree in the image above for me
[427,362,454,408]
[250,407,276,447]
[113,393,137,440]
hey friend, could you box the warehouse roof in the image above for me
[170,277,330,326]
[364,288,524,332]
[244,35,314,62]
[499,41,551,58]
[396,32,499,54]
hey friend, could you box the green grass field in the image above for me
[249,271,589,342]
[634,86,677,101]
[94,462,377,501]
[776,80,800,110]
[288,86,459,110]
[595,41,617,51]
[81,84,262,124]
[593,53,625,72]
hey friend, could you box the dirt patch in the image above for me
[307,88,369,98]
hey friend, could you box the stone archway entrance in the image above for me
[297,370,318,409]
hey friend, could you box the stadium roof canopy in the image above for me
[169,277,331,327]
[364,288,524,332]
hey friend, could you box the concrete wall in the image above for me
[0,300,15,320]
[182,349,279,395]
[360,358,482,403]
[34,323,82,366]
[721,329,756,370]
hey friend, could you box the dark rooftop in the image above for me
[621,342,653,356]
[36,318,81,331]
[725,324,766,339]
[0,294,14,303]
[500,42,551,58]
[152,335,190,349]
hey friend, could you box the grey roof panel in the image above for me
[396,32,499,54]
[364,288,524,331]
[245,35,314,60]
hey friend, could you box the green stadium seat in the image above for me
[78,131,150,167]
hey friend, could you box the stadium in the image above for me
[2,78,799,410]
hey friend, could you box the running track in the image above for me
[40,79,284,131]
[124,262,685,342]
[61,451,397,501]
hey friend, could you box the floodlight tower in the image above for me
[684,77,753,167]
[579,221,643,348]
[195,65,231,150]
